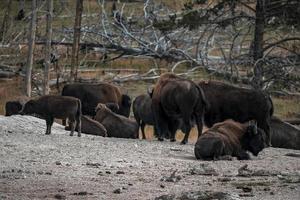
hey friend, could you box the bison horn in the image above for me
[147,85,154,97]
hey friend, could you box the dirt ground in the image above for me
[0,115,299,200]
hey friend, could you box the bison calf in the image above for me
[194,119,266,160]
[20,95,82,136]
[65,115,107,137]
[94,103,138,139]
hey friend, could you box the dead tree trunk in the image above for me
[0,0,12,42]
[252,0,265,89]
[70,0,83,82]
[43,0,53,95]
[25,0,37,97]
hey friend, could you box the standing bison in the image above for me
[20,95,82,136]
[198,81,273,146]
[151,73,207,144]
[194,119,266,160]
[62,83,131,117]
[94,103,139,139]
[133,94,157,139]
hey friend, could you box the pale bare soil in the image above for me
[0,115,299,200]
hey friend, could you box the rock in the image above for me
[241,186,252,193]
[98,171,104,176]
[45,172,52,175]
[155,194,175,200]
[116,171,125,174]
[54,194,66,199]
[161,170,182,182]
[189,164,219,176]
[72,191,91,195]
[217,177,232,182]
[86,162,101,168]
[179,191,241,200]
[285,153,300,158]
[238,164,276,177]
[55,161,62,165]
[113,188,122,194]
[106,171,111,174]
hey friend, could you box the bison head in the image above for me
[19,100,36,115]
[118,94,131,117]
[242,122,267,156]
[5,101,23,116]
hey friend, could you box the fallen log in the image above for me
[0,71,17,78]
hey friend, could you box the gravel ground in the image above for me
[0,115,299,200]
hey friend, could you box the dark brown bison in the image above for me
[151,73,207,144]
[270,116,300,150]
[65,115,107,137]
[5,97,30,116]
[94,103,139,139]
[194,119,267,160]
[198,81,273,146]
[61,83,131,117]
[133,94,157,139]
[20,95,82,136]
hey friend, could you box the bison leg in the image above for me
[69,117,75,136]
[180,119,192,145]
[152,104,168,141]
[195,114,204,139]
[168,120,178,142]
[76,115,81,137]
[62,119,67,126]
[45,117,54,135]
[141,121,146,139]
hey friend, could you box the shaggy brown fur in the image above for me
[198,80,273,146]
[20,95,82,137]
[65,115,107,137]
[94,103,138,139]
[194,119,266,160]
[62,83,131,117]
[151,73,207,144]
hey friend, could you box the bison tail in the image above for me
[196,85,209,112]
[77,99,82,118]
[268,95,274,116]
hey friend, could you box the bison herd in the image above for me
[4,73,300,160]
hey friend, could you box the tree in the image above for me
[25,0,37,97]
[0,0,12,42]
[70,0,83,82]
[43,0,53,95]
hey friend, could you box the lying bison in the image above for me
[151,73,207,144]
[5,97,29,116]
[198,81,273,146]
[94,103,138,139]
[270,116,300,150]
[194,119,266,160]
[65,115,107,137]
[62,83,131,117]
[20,95,82,136]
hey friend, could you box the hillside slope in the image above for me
[0,115,299,200]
